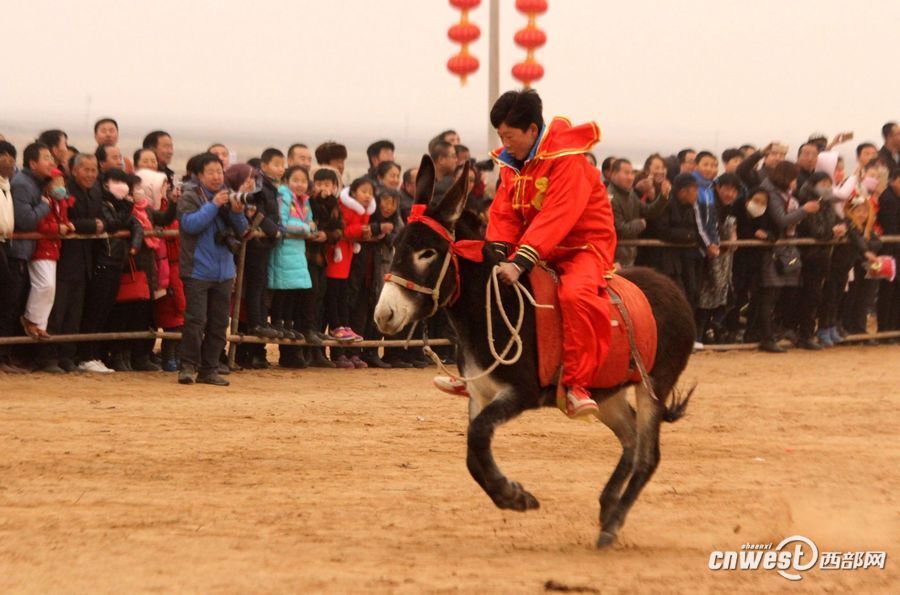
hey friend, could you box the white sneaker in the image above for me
[78,360,114,374]
[693,341,705,352]
[433,376,470,397]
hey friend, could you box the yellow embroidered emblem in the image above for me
[532,177,549,210]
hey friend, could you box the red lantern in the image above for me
[512,0,548,88]
[448,0,481,85]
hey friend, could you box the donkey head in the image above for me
[374,154,471,336]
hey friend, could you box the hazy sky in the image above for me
[2,0,899,172]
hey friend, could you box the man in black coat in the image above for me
[40,154,106,372]
[876,168,900,331]
[657,174,702,308]
[878,122,900,171]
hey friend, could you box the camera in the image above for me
[215,228,243,255]
[474,158,494,173]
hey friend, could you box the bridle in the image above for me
[383,204,473,318]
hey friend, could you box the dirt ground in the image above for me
[0,345,897,594]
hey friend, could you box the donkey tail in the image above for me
[661,383,695,423]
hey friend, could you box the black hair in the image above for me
[695,151,716,165]
[584,152,598,167]
[377,187,401,204]
[94,118,118,134]
[610,158,631,174]
[769,161,799,192]
[23,142,49,170]
[104,167,132,186]
[287,143,308,157]
[349,176,375,197]
[185,154,205,176]
[402,168,416,186]
[314,141,348,165]
[0,140,16,159]
[38,130,67,151]
[142,130,171,149]
[260,148,285,164]
[882,122,898,141]
[455,143,470,155]
[600,156,617,174]
[376,160,401,179]
[194,153,224,175]
[283,165,310,184]
[715,173,741,189]
[489,89,544,132]
[856,142,877,158]
[721,148,743,163]
[247,157,262,170]
[366,140,395,166]
[677,148,696,163]
[797,142,818,157]
[133,148,156,167]
[806,171,832,187]
[95,145,109,163]
[429,140,453,161]
[313,168,339,186]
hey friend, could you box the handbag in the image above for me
[116,256,151,303]
[772,244,802,276]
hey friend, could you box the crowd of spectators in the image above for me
[0,117,897,383]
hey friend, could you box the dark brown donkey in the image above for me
[374,155,695,547]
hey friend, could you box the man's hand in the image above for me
[95,219,105,234]
[497,262,522,285]
[754,229,769,240]
[832,223,847,238]
[660,178,672,196]
[379,223,394,235]
[213,190,230,207]
[802,200,821,214]
[228,194,244,213]
[707,244,720,258]
[58,224,69,236]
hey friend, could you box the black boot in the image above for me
[308,348,336,368]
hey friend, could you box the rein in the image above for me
[383,205,552,383]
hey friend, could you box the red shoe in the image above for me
[433,376,470,397]
[565,386,599,419]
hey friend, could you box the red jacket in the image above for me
[486,116,616,282]
[326,191,375,280]
[33,196,72,261]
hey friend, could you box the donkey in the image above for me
[374,156,696,547]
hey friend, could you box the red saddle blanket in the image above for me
[530,267,658,389]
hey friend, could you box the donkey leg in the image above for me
[597,383,662,548]
[466,389,539,512]
[594,389,637,531]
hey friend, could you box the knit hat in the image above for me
[135,168,167,210]
[225,163,253,192]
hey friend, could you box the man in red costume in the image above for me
[488,89,616,418]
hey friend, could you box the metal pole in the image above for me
[487,0,500,155]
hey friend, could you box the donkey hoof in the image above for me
[596,531,617,549]
[493,481,540,512]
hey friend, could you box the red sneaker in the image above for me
[433,376,470,397]
[565,386,599,419]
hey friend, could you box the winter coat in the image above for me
[877,186,900,257]
[32,195,72,261]
[154,196,185,328]
[760,178,808,288]
[58,179,106,282]
[796,182,840,262]
[697,194,736,310]
[249,177,283,249]
[657,197,701,279]
[327,189,375,280]
[178,185,248,282]
[609,182,666,267]
[308,193,343,268]
[268,187,313,290]
[370,208,404,298]
[693,172,721,251]
[95,193,143,269]
[9,169,51,261]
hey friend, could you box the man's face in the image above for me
[73,157,99,190]
[31,148,56,179]
[101,146,122,172]
[95,122,118,147]
[444,132,460,146]
[610,162,635,190]
[261,156,285,182]
[403,167,417,195]
[436,147,458,176]
[724,156,742,174]
[716,184,739,205]
[198,161,224,191]
[50,135,69,166]
[678,186,699,205]
[288,147,312,168]
[764,147,786,169]
[697,156,718,180]
[859,146,878,167]
[0,153,15,179]
[155,134,174,167]
[209,145,229,170]
[797,145,819,171]
[497,122,539,161]
[888,125,900,151]
[374,148,394,168]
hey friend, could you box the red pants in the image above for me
[553,250,612,388]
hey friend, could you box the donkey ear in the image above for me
[414,154,436,205]
[428,160,471,228]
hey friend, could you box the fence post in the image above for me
[227,238,249,369]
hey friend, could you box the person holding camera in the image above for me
[177,153,248,386]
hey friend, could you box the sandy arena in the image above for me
[0,345,897,593]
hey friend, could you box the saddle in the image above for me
[529,266,658,389]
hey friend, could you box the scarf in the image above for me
[132,197,160,249]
